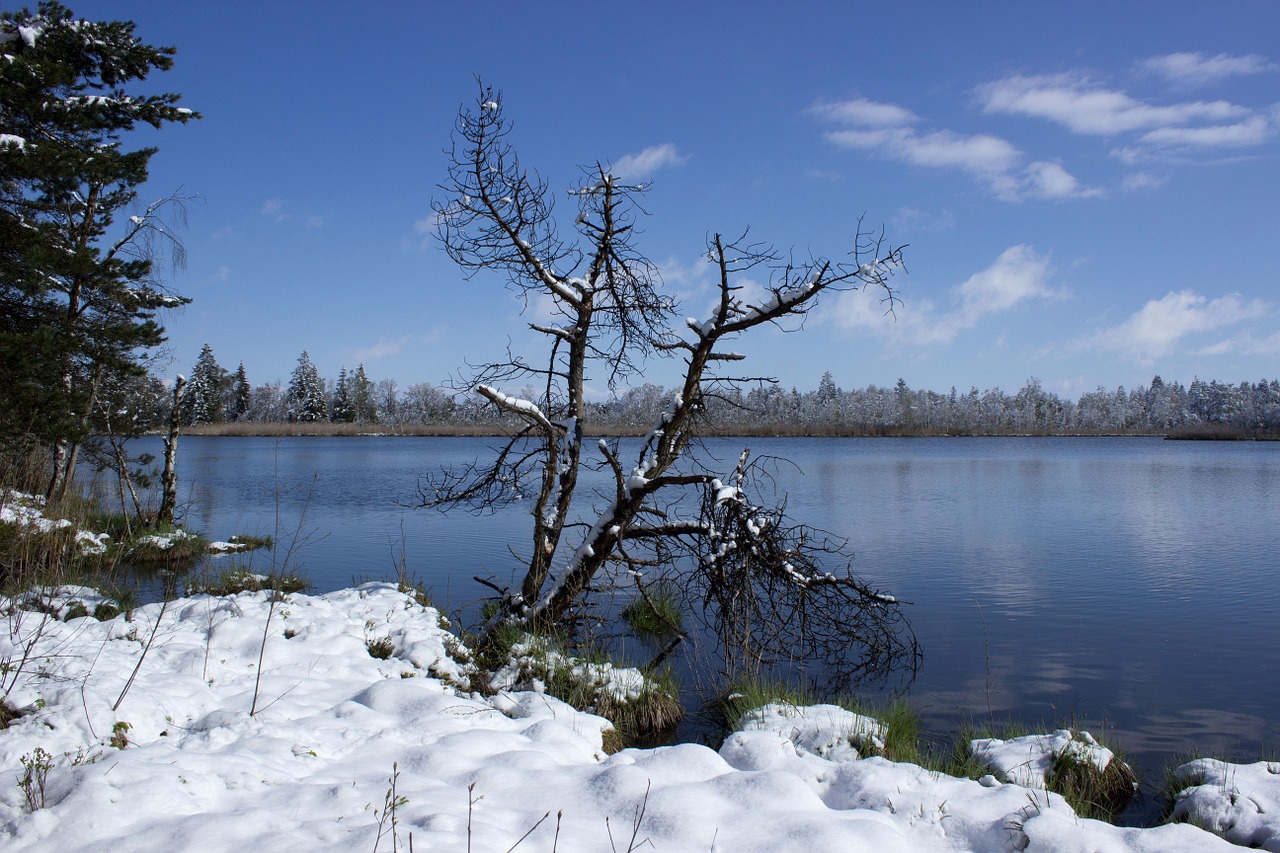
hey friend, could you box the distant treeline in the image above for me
[162,346,1280,438]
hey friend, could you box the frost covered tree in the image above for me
[285,351,327,422]
[229,362,250,421]
[183,343,224,425]
[0,2,197,495]
[350,363,374,423]
[423,83,917,684]
[330,367,353,423]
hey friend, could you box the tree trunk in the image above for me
[157,376,186,526]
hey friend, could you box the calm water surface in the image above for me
[134,435,1279,780]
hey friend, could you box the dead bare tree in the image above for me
[423,81,917,685]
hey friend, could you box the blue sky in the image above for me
[75,0,1280,400]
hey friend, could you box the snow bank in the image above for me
[0,585,1244,851]
[1170,758,1280,850]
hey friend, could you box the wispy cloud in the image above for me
[260,197,289,221]
[1079,290,1268,363]
[1121,171,1168,192]
[977,73,1248,135]
[1139,52,1277,87]
[816,97,1098,202]
[202,265,230,285]
[402,212,440,252]
[351,336,415,363]
[261,198,329,229]
[891,206,955,233]
[611,143,688,180]
[1136,115,1271,149]
[830,244,1059,346]
[809,97,919,127]
[977,73,1274,163]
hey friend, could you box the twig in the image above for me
[113,597,169,711]
[504,810,550,852]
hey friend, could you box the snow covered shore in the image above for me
[0,584,1266,851]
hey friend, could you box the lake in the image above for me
[114,434,1280,785]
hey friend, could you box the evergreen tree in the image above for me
[350,363,374,423]
[286,351,327,422]
[0,2,198,494]
[183,343,223,424]
[330,366,353,422]
[230,362,250,421]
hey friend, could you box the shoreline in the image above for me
[165,423,1276,440]
[0,582,1270,851]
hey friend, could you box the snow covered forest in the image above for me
[168,345,1280,437]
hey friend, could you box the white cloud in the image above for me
[260,197,288,220]
[352,336,414,362]
[1023,161,1104,200]
[830,245,1057,348]
[1137,115,1272,150]
[809,97,919,127]
[977,74,1249,136]
[955,245,1055,316]
[1082,290,1267,363]
[1244,330,1280,355]
[202,265,230,285]
[1121,171,1168,191]
[1139,52,1278,87]
[818,96,1096,201]
[891,206,955,232]
[611,143,688,180]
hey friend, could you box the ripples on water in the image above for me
[120,434,1279,782]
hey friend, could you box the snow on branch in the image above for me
[475,385,559,434]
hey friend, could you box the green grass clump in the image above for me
[366,636,395,659]
[396,579,432,609]
[958,721,1137,822]
[620,584,684,638]
[1045,738,1137,822]
[713,679,923,762]
[125,526,208,567]
[93,602,121,621]
[62,600,89,621]
[226,534,273,552]
[479,626,682,747]
[189,567,308,597]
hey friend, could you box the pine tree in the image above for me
[230,362,251,421]
[286,351,327,422]
[0,2,198,494]
[183,343,223,424]
[350,363,375,423]
[330,367,354,422]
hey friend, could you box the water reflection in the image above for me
[110,434,1280,781]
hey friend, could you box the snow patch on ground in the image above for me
[0,585,1249,851]
[0,490,110,555]
[736,701,886,761]
[1170,757,1280,850]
